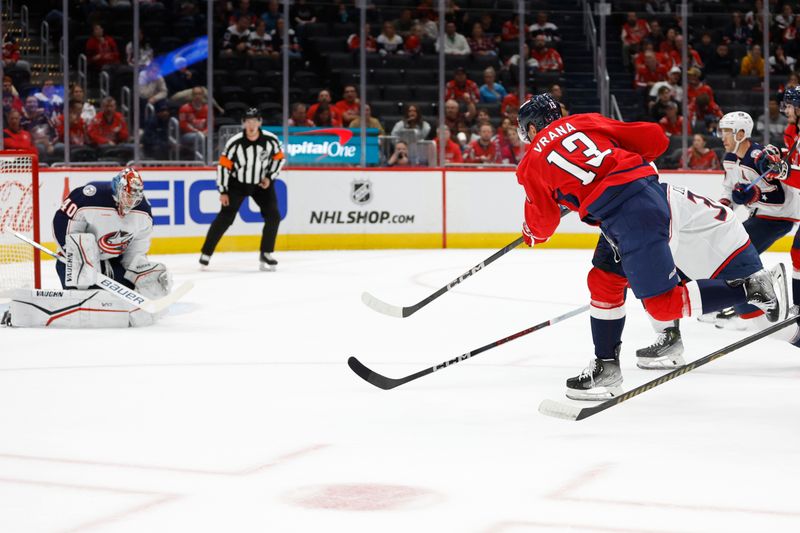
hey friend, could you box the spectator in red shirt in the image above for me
[658,102,684,137]
[55,99,89,147]
[444,99,472,142]
[497,117,525,164]
[689,93,723,133]
[465,122,500,164]
[289,103,313,126]
[529,34,564,73]
[621,11,650,69]
[634,51,668,108]
[88,96,129,147]
[501,15,520,41]
[307,90,343,125]
[686,67,716,106]
[468,22,497,56]
[335,85,360,126]
[348,23,378,53]
[445,67,480,104]
[85,24,120,70]
[312,103,341,127]
[659,27,677,54]
[179,86,208,147]
[501,87,533,119]
[668,34,704,70]
[3,109,34,151]
[2,33,30,72]
[434,125,463,164]
[681,134,721,170]
[2,75,23,115]
[634,42,671,71]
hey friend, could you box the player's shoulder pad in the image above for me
[68,181,116,209]
[742,142,764,168]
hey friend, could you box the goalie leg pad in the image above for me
[7,289,133,328]
[64,233,100,289]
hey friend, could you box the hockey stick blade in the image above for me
[538,311,800,421]
[360,236,525,318]
[361,291,405,318]
[140,281,195,314]
[349,304,589,390]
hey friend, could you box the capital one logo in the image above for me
[288,128,358,160]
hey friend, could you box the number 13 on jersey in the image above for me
[546,132,613,185]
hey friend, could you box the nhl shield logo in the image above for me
[351,179,372,205]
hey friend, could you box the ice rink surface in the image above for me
[2,248,800,533]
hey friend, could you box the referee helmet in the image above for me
[243,107,262,121]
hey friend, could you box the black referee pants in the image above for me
[201,180,280,256]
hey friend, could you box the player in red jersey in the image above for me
[515,94,788,400]
[779,87,800,307]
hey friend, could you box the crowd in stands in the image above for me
[620,2,800,169]
[209,0,572,166]
[2,0,210,163]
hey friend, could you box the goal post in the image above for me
[0,151,40,291]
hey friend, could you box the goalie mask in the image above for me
[111,167,144,216]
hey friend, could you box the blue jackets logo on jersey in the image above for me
[98,230,134,255]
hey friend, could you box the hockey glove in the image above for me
[731,182,760,205]
[522,222,534,247]
[755,144,790,181]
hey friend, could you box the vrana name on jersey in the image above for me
[532,122,578,153]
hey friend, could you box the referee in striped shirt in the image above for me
[200,108,285,271]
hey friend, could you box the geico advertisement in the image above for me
[282,170,442,234]
[37,169,442,239]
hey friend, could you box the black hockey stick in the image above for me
[348,304,589,389]
[539,311,800,421]
[361,209,570,318]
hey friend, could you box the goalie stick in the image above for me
[348,304,589,389]
[539,310,800,421]
[362,210,571,318]
[14,232,193,314]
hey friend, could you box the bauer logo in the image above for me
[351,180,372,205]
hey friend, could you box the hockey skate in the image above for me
[259,252,278,272]
[636,322,685,369]
[199,254,211,270]
[713,307,749,331]
[566,347,623,401]
[736,264,788,323]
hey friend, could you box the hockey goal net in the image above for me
[0,151,40,291]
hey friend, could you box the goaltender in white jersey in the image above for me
[2,168,173,328]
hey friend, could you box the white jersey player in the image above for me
[719,111,800,251]
[637,183,790,369]
[2,168,172,328]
